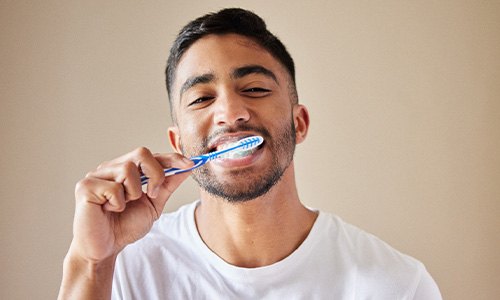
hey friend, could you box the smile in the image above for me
[215,138,264,160]
[217,144,258,160]
[207,135,266,168]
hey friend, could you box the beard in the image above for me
[182,118,296,203]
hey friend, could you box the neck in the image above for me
[195,163,317,268]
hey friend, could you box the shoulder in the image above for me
[322,211,421,268]
[318,211,440,298]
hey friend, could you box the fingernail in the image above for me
[183,158,193,165]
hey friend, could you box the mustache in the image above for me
[201,124,272,152]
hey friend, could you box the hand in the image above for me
[69,147,193,263]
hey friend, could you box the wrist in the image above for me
[58,248,117,300]
[64,251,116,277]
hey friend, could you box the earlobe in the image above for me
[168,127,183,154]
[293,104,310,144]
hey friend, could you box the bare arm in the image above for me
[59,249,117,300]
[58,147,192,299]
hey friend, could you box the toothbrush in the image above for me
[140,135,264,185]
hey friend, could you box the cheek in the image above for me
[178,109,207,134]
[263,103,292,129]
[265,90,293,116]
[177,117,210,154]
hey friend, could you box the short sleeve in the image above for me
[412,267,442,300]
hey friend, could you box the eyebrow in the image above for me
[231,65,278,84]
[178,65,279,101]
[179,73,216,99]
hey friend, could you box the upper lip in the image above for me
[208,133,257,151]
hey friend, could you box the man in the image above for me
[58,8,441,299]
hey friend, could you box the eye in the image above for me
[242,87,271,97]
[188,96,214,107]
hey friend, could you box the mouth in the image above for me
[209,135,265,160]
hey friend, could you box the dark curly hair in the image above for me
[165,8,297,112]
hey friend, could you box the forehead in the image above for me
[172,34,287,96]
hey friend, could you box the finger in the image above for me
[75,177,126,212]
[96,147,166,199]
[148,170,192,218]
[153,152,194,170]
[138,160,165,200]
[86,161,143,201]
[144,152,194,197]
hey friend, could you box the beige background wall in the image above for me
[1,1,499,299]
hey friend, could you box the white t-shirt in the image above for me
[112,201,441,299]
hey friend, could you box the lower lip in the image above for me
[211,145,264,168]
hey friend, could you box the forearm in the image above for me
[58,249,117,300]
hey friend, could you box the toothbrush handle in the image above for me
[140,156,207,185]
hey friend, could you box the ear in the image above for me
[293,104,310,144]
[168,126,183,154]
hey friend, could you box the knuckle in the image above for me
[134,146,151,158]
[74,179,95,202]
[75,178,92,192]
[109,182,124,195]
[121,161,137,177]
[96,161,108,170]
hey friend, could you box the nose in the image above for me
[213,92,250,126]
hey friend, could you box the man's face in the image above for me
[169,34,302,202]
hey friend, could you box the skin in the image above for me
[58,33,316,299]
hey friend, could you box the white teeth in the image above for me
[215,140,240,152]
[214,139,259,160]
[212,136,264,160]
[216,143,233,152]
[221,147,257,159]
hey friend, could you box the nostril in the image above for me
[213,99,251,125]
[215,115,249,126]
